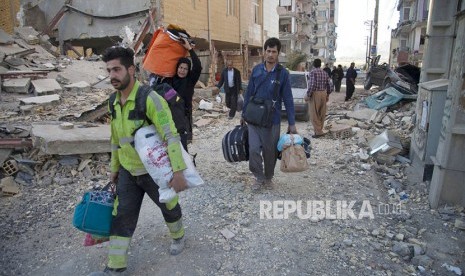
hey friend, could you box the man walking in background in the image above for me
[306,58,332,138]
[216,60,242,119]
[332,64,344,92]
[345,62,357,101]
[323,63,331,77]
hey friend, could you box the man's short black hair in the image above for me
[264,37,281,52]
[313,58,322,68]
[102,46,135,69]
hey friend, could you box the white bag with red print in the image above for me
[134,125,203,203]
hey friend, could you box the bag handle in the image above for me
[289,134,295,146]
[271,65,282,109]
[101,182,116,194]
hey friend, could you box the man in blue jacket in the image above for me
[241,37,297,192]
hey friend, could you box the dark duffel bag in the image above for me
[222,125,249,162]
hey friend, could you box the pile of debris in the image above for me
[0,25,230,197]
[322,88,416,203]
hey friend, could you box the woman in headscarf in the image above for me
[168,38,202,151]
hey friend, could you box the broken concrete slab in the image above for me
[0,29,14,45]
[336,118,358,127]
[64,81,91,93]
[0,176,20,196]
[368,130,403,156]
[2,78,31,93]
[346,108,378,122]
[0,149,13,165]
[47,60,108,85]
[455,219,465,230]
[194,118,213,127]
[31,123,111,155]
[20,94,60,106]
[382,116,392,125]
[19,105,35,114]
[4,56,25,67]
[0,44,29,56]
[31,79,62,95]
[14,26,40,45]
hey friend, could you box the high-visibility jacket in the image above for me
[109,81,186,175]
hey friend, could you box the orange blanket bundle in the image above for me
[143,24,190,78]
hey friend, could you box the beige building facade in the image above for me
[17,0,281,81]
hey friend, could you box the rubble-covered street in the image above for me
[1,26,465,276]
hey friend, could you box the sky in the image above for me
[335,0,400,67]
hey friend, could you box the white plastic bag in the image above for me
[199,99,213,110]
[134,125,204,203]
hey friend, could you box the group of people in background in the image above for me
[323,62,358,100]
[90,34,360,275]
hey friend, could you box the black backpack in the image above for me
[152,83,189,134]
[108,84,189,135]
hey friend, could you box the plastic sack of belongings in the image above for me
[134,125,203,203]
[277,134,310,173]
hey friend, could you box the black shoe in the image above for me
[312,134,325,138]
[88,267,127,276]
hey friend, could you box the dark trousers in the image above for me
[248,124,281,181]
[225,87,239,118]
[345,81,355,101]
[111,167,182,237]
[180,109,193,152]
[334,79,342,92]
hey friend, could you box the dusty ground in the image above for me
[1,85,464,276]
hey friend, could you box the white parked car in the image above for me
[281,71,310,122]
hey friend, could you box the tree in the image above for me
[285,51,308,71]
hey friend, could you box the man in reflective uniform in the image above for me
[89,46,188,276]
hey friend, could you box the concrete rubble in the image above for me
[31,78,63,95]
[31,123,111,155]
[0,25,230,182]
[2,78,31,93]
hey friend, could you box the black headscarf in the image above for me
[176,58,192,76]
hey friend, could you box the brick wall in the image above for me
[0,0,20,34]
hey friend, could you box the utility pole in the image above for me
[366,36,370,69]
[371,0,379,60]
[364,20,373,68]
